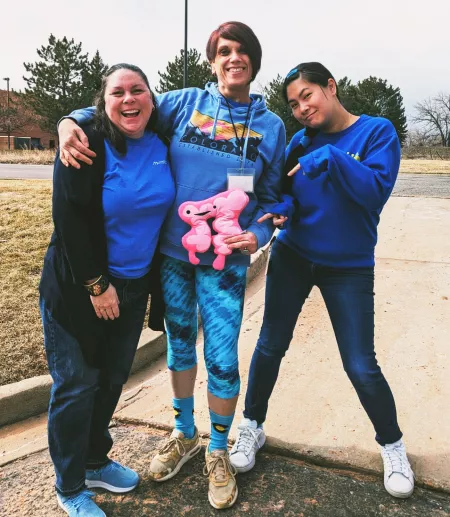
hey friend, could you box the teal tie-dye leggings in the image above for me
[161,255,247,399]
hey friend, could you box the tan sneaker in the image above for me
[203,448,238,509]
[149,428,201,482]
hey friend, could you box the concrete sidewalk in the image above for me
[2,197,449,494]
[113,196,450,492]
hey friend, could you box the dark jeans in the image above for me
[41,274,149,496]
[244,239,402,446]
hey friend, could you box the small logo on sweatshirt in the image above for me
[346,151,361,162]
[153,160,168,166]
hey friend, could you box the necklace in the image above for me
[223,96,252,163]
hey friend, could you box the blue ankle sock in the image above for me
[173,396,195,439]
[209,409,234,452]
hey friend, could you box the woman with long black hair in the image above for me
[230,62,415,500]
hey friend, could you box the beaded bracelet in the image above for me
[84,275,110,296]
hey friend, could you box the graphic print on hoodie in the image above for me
[180,109,263,162]
[156,82,285,266]
[66,82,286,267]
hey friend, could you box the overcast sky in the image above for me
[1,0,449,122]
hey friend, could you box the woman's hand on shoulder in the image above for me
[90,284,120,320]
[59,119,96,169]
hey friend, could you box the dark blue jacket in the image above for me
[39,123,165,367]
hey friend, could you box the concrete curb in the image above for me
[114,416,450,496]
[261,437,449,495]
[0,248,269,428]
[0,376,53,428]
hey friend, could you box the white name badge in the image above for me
[227,168,255,193]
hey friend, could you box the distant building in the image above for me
[0,89,58,151]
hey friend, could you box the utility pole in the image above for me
[183,0,188,88]
[3,77,11,149]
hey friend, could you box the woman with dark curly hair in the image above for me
[40,63,175,516]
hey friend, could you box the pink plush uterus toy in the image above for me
[178,189,249,270]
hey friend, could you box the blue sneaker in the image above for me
[57,490,106,516]
[85,460,139,493]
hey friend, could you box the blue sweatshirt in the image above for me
[103,132,175,278]
[278,115,400,268]
[68,82,285,266]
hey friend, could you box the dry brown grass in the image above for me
[0,149,55,165]
[399,159,450,174]
[0,179,53,385]
[0,179,153,387]
[0,158,448,386]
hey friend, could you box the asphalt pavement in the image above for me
[2,423,449,517]
[1,164,449,198]
[0,163,52,179]
[393,173,450,198]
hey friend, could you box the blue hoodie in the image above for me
[278,115,400,268]
[67,82,285,266]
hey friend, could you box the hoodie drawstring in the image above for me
[209,83,256,168]
[241,108,255,168]
[211,100,221,141]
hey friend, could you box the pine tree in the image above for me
[264,74,408,145]
[156,48,215,93]
[263,74,301,142]
[338,76,408,145]
[23,35,108,132]
[81,50,109,105]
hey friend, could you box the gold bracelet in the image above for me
[84,275,110,296]
[84,275,102,287]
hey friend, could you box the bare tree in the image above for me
[405,127,440,147]
[0,93,37,136]
[413,93,450,147]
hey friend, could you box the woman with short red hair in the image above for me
[57,21,285,510]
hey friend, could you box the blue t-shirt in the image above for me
[102,131,175,279]
[67,82,286,266]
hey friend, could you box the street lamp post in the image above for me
[3,77,11,150]
[183,0,188,88]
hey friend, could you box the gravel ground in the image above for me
[2,423,449,517]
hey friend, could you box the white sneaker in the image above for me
[380,439,415,498]
[229,418,266,473]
